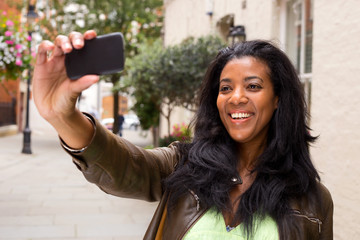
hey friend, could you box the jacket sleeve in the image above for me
[319,183,334,240]
[63,115,180,202]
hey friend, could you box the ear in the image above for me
[274,96,279,109]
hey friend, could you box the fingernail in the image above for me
[74,39,82,46]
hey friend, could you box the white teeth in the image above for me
[231,113,251,119]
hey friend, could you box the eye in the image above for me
[219,85,231,92]
[247,84,262,90]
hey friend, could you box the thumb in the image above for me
[70,75,100,94]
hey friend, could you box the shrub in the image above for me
[159,123,192,147]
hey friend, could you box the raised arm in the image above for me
[33,30,99,149]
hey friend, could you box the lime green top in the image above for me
[183,207,279,240]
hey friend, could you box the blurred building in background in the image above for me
[162,0,360,239]
[0,79,21,136]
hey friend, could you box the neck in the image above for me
[237,139,267,173]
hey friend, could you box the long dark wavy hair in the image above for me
[164,40,320,239]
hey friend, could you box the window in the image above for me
[281,0,313,108]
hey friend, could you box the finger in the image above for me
[83,30,97,40]
[36,40,55,65]
[53,35,72,57]
[69,31,84,49]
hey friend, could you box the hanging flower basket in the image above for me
[0,10,32,82]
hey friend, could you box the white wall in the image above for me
[164,0,213,45]
[162,0,275,136]
[311,0,360,239]
[164,0,360,239]
[164,0,274,46]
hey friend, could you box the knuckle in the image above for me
[55,35,69,44]
[69,31,82,39]
[38,40,52,51]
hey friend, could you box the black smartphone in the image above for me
[65,32,125,80]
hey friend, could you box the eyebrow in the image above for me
[219,76,264,83]
[244,76,264,82]
[219,78,231,84]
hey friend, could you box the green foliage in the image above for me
[144,144,154,149]
[0,10,33,82]
[125,40,164,130]
[159,123,192,147]
[127,35,226,132]
[162,35,226,110]
[159,135,178,147]
[36,0,163,59]
[171,122,192,142]
[34,0,163,133]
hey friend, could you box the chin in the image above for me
[228,132,250,143]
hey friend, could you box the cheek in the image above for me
[260,100,277,123]
[216,98,226,128]
[216,96,225,118]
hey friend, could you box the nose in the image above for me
[229,87,248,105]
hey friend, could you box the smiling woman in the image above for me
[32,31,332,240]
[165,40,333,240]
[217,57,278,147]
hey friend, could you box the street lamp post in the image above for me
[227,25,246,45]
[21,4,38,154]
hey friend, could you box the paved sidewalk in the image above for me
[0,128,157,240]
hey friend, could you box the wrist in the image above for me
[48,109,82,130]
[60,113,96,153]
[49,110,95,149]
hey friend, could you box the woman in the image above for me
[33,31,333,240]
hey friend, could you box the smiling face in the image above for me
[216,56,278,147]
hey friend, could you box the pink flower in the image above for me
[5,40,14,45]
[15,59,23,66]
[5,31,12,37]
[15,44,23,50]
[6,20,14,27]
[2,11,7,16]
[27,35,32,41]
[16,52,22,57]
[31,51,36,57]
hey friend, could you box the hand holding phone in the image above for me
[65,32,125,80]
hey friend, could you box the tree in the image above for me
[124,40,163,146]
[127,36,226,145]
[35,0,163,133]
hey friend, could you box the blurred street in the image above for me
[0,128,157,240]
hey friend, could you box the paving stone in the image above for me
[29,238,114,240]
[54,214,127,225]
[27,192,74,201]
[28,206,102,215]
[0,215,54,225]
[0,130,155,239]
[0,225,74,238]
[76,223,147,238]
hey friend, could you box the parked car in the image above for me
[100,114,140,131]
[100,118,114,130]
[123,114,140,130]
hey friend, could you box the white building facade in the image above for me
[163,0,360,239]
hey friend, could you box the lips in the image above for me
[230,112,253,120]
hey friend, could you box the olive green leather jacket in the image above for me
[65,116,333,240]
